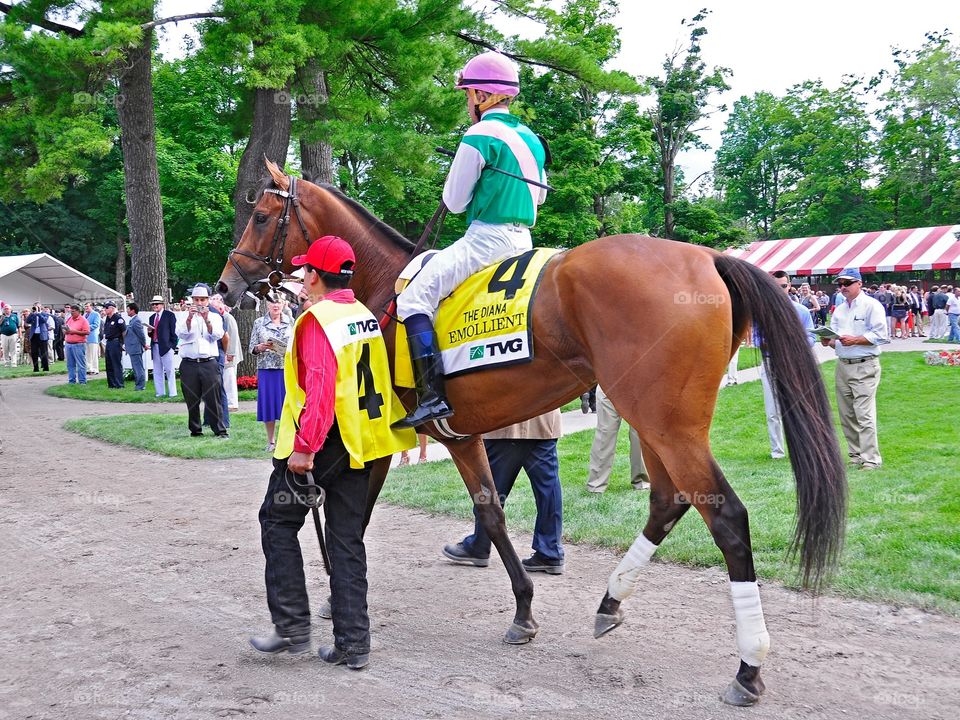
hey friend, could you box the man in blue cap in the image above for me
[821,268,889,470]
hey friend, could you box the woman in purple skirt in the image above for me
[248,299,293,451]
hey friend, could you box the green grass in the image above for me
[0,358,103,379]
[380,352,959,615]
[737,345,762,370]
[64,412,273,458]
[46,376,256,403]
[61,352,959,613]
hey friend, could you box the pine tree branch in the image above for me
[0,2,84,37]
[141,12,223,32]
[453,32,582,79]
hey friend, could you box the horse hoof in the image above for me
[503,622,537,645]
[719,679,761,707]
[593,610,624,639]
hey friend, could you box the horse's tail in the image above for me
[714,254,847,590]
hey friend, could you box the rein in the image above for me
[378,201,447,330]
[228,175,312,294]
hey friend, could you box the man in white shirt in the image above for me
[946,287,960,343]
[821,268,889,470]
[175,285,227,438]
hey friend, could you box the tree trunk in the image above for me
[116,29,167,307]
[234,306,258,379]
[232,85,293,245]
[297,63,334,185]
[662,160,675,239]
[115,229,126,295]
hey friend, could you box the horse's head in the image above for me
[217,158,416,309]
[216,158,315,306]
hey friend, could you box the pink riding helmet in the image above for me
[454,51,520,96]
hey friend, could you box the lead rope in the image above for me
[284,467,331,575]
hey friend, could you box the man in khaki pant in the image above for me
[1,305,21,367]
[586,385,649,492]
[821,268,889,470]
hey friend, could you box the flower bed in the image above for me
[924,350,960,366]
[237,374,258,390]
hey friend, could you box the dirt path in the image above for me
[1,376,957,720]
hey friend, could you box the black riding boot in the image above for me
[392,329,453,429]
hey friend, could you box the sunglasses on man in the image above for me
[837,279,859,287]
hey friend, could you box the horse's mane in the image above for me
[316,183,416,253]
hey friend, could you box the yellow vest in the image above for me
[274,298,415,468]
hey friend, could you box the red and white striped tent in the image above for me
[724,225,960,275]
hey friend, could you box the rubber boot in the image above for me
[392,330,453,428]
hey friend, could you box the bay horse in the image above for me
[217,160,846,705]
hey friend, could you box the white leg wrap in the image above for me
[730,581,770,667]
[607,533,658,601]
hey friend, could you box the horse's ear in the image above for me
[264,155,289,191]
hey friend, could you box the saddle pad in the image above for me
[395,247,560,386]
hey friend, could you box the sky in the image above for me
[157,0,954,182]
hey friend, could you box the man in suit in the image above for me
[148,295,178,398]
[907,286,925,337]
[26,304,50,372]
[123,302,148,391]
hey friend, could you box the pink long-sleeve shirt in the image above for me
[291,289,358,454]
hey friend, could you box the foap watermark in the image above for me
[875,688,923,709]
[73,91,126,108]
[673,290,726,306]
[675,490,726,507]
[273,690,327,707]
[72,684,131,706]
[273,90,327,107]
[74,490,124,507]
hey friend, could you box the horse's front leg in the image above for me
[447,437,538,644]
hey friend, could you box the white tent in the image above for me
[0,253,123,309]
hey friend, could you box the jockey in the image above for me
[393,51,548,428]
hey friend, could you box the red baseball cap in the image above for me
[291,235,355,275]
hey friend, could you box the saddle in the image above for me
[394,247,560,386]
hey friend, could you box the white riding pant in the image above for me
[396,220,532,322]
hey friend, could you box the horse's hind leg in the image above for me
[447,438,537,644]
[594,445,691,637]
[658,445,770,706]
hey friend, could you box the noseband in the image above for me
[228,175,311,294]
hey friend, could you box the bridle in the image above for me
[227,175,311,295]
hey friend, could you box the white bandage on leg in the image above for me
[607,533,658,601]
[730,581,770,667]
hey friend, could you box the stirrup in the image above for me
[392,399,453,429]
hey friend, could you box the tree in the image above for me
[874,32,960,228]
[774,80,881,237]
[714,92,795,239]
[647,9,730,239]
[0,1,220,304]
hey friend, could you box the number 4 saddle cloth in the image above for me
[394,247,561,387]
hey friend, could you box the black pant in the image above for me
[259,425,371,654]
[203,355,230,429]
[54,335,64,361]
[179,359,225,435]
[461,439,564,561]
[30,335,48,372]
[105,338,124,387]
